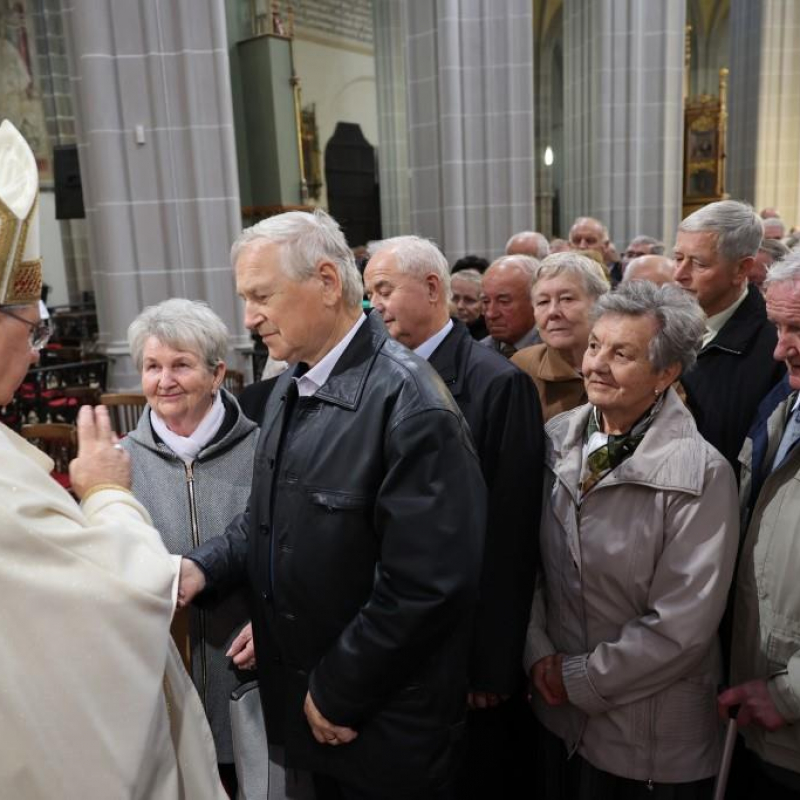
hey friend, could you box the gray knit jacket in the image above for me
[121,389,258,763]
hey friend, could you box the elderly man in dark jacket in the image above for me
[180,210,486,800]
[674,200,785,476]
[365,235,544,800]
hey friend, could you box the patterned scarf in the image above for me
[579,394,665,496]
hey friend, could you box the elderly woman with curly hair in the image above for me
[123,298,258,795]
[525,281,739,799]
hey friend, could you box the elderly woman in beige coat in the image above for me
[526,281,739,799]
[512,252,608,421]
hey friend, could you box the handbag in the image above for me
[230,681,270,800]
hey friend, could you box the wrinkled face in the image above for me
[451,276,482,325]
[767,280,800,390]
[583,314,673,428]
[236,241,334,365]
[673,230,748,316]
[481,266,536,344]
[141,337,222,434]
[533,274,594,356]
[0,304,40,407]
[569,220,606,253]
[364,251,437,349]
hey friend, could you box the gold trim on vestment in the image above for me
[0,193,42,305]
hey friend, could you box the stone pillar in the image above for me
[729,0,800,223]
[563,0,685,248]
[62,0,246,388]
[372,0,411,238]
[404,0,535,260]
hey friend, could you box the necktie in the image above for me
[499,342,517,359]
[772,405,800,472]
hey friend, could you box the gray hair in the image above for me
[486,254,539,292]
[367,235,451,297]
[128,298,229,372]
[678,199,763,262]
[627,235,665,256]
[451,268,483,288]
[230,209,364,308]
[534,252,609,299]
[760,238,790,262]
[763,217,787,238]
[590,281,705,374]
[764,247,800,288]
[505,231,550,260]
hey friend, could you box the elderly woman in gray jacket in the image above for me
[526,282,739,799]
[123,298,258,795]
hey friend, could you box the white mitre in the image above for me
[0,119,41,306]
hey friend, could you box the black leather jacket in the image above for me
[189,313,487,796]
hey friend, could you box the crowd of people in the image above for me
[3,110,800,800]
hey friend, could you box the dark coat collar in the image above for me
[703,283,767,355]
[270,312,388,411]
[427,318,470,397]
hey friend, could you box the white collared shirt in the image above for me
[295,313,367,397]
[702,285,748,348]
[413,319,454,361]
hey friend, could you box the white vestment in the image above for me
[0,423,227,800]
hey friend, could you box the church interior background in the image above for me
[0,0,797,389]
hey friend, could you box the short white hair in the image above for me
[678,200,763,262]
[230,209,364,308]
[765,247,800,288]
[367,235,451,298]
[451,268,482,289]
[486,255,539,293]
[534,252,609,298]
[128,298,229,372]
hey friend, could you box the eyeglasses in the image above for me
[0,307,52,350]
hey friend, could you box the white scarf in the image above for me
[149,391,226,465]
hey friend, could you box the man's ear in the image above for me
[734,256,754,287]
[425,273,443,303]
[317,260,343,306]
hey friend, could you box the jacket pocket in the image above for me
[307,489,370,512]
[766,628,800,674]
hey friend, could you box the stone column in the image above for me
[403,0,535,260]
[372,0,411,239]
[563,0,685,248]
[728,0,800,223]
[62,0,246,388]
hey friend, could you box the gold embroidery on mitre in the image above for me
[3,194,41,304]
[0,197,17,270]
[9,259,43,304]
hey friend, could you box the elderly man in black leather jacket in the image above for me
[180,209,487,800]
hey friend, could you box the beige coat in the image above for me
[525,389,739,782]
[734,390,800,774]
[0,423,226,800]
[511,343,586,421]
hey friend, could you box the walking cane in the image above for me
[712,703,740,800]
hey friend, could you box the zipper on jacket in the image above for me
[646,694,656,791]
[185,462,208,705]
